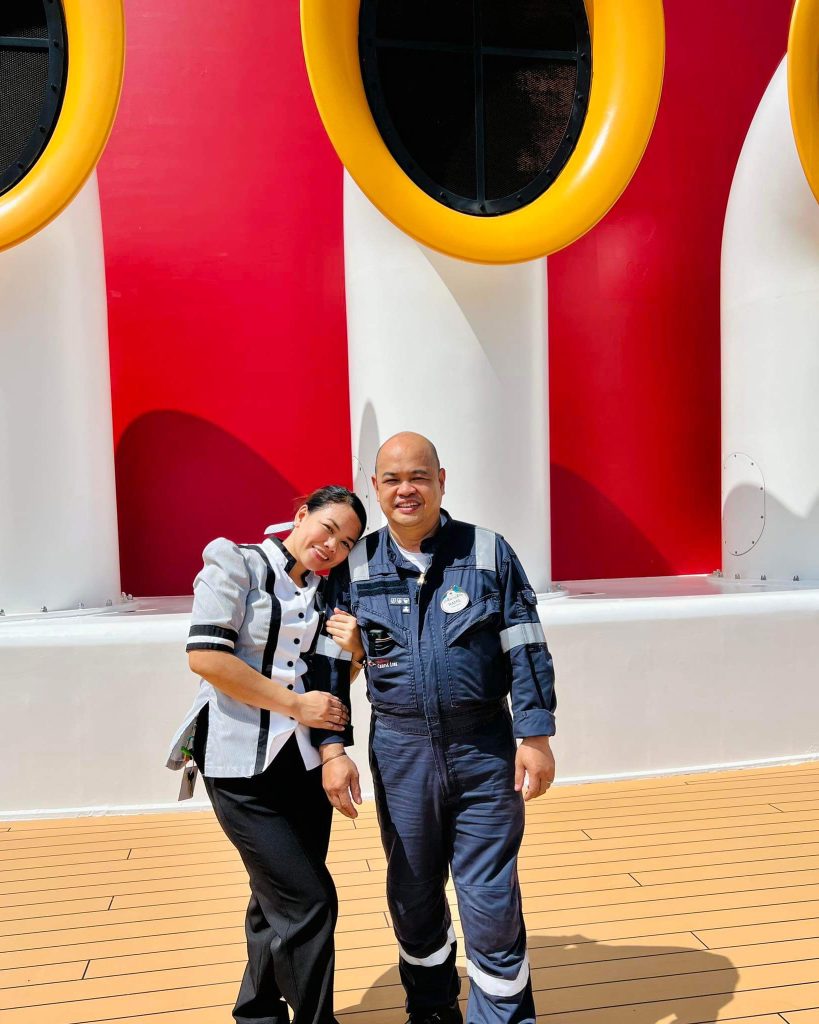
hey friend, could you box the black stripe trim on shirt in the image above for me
[186,641,239,653]
[242,544,282,773]
[304,577,327,660]
[267,535,298,574]
[188,624,239,642]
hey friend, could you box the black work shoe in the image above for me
[407,1004,463,1024]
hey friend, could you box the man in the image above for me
[314,432,556,1024]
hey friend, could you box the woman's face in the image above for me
[291,502,362,573]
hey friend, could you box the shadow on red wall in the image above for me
[116,412,301,596]
[551,465,673,580]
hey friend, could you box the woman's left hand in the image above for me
[325,608,364,660]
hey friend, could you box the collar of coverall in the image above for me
[386,509,451,564]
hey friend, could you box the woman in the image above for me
[167,485,366,1024]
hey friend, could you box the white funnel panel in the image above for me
[344,174,552,592]
[721,58,819,581]
[0,174,121,615]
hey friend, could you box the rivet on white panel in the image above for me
[722,452,765,557]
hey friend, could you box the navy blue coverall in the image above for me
[312,512,556,1024]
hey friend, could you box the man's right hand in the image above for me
[322,749,362,818]
[294,692,349,731]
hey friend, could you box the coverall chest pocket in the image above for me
[356,607,417,711]
[443,592,504,706]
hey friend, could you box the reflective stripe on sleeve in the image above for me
[500,621,546,653]
[399,925,456,967]
[348,541,370,582]
[314,633,353,661]
[473,528,496,571]
[466,954,530,997]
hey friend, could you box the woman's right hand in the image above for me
[294,691,350,731]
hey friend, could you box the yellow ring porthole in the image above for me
[788,0,819,203]
[301,0,665,264]
[0,0,125,254]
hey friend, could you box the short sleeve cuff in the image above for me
[186,624,239,653]
[513,709,555,739]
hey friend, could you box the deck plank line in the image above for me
[0,763,814,1023]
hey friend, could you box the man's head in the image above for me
[373,432,445,541]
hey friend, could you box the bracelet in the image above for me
[321,750,348,767]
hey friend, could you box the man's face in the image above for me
[373,439,445,535]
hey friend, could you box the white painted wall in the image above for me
[0,174,121,615]
[2,586,818,817]
[344,174,552,592]
[546,584,819,783]
[722,58,819,581]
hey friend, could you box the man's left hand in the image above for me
[514,736,555,801]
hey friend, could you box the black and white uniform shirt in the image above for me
[167,534,333,777]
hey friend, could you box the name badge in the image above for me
[441,586,470,613]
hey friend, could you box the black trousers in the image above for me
[204,736,338,1024]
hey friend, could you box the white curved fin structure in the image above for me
[722,58,819,581]
[0,174,121,615]
[344,174,552,591]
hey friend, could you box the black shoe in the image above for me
[407,1004,463,1024]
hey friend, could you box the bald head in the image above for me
[373,432,446,546]
[375,432,440,475]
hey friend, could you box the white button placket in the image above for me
[288,586,311,692]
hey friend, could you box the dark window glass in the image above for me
[484,57,577,199]
[4,0,48,39]
[480,0,577,53]
[0,48,47,171]
[377,48,477,199]
[375,0,474,46]
[360,0,590,214]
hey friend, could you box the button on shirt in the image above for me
[166,536,322,777]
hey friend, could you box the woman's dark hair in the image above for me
[302,485,367,538]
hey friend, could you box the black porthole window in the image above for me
[0,0,67,197]
[359,0,592,217]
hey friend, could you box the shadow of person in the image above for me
[336,932,739,1024]
[526,932,739,1023]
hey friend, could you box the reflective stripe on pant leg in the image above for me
[457,882,534,1024]
[449,714,534,1023]
[371,720,460,1013]
[466,953,530,997]
[399,924,457,967]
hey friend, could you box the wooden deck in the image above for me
[1,761,819,1023]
